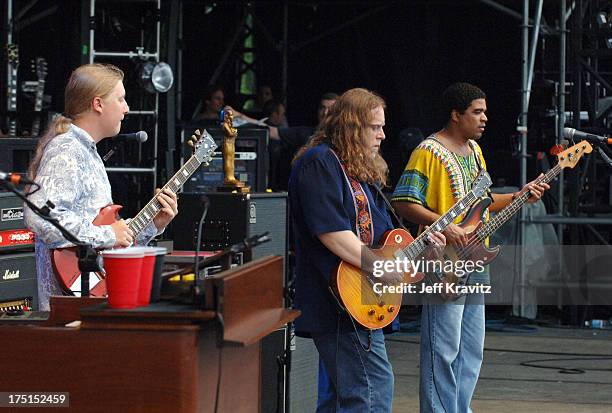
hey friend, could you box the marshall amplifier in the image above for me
[0,192,35,252]
[180,125,269,193]
[0,252,38,310]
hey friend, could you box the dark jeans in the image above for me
[312,327,394,413]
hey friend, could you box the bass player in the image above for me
[391,82,548,413]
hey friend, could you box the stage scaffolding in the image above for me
[479,0,612,315]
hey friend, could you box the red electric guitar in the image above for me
[51,129,217,296]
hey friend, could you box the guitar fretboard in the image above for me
[400,190,481,261]
[128,155,202,236]
[34,80,45,111]
[31,80,46,136]
[476,164,561,242]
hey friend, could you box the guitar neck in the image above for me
[478,164,561,240]
[128,155,202,237]
[31,80,45,136]
[402,190,479,260]
[8,67,17,111]
[34,80,45,112]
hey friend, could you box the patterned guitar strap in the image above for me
[329,149,374,246]
[329,149,374,350]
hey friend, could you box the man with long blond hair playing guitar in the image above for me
[289,88,444,412]
[24,63,178,310]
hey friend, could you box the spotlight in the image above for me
[140,61,174,93]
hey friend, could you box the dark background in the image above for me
[1,1,574,190]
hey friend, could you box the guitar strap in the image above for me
[328,149,374,349]
[329,150,373,245]
[467,140,492,200]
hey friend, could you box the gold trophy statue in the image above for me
[218,108,250,192]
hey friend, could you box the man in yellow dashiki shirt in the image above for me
[390,83,548,413]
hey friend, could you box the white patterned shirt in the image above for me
[24,124,159,309]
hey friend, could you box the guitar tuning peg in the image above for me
[187,140,195,148]
[194,129,201,136]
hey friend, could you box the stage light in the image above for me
[139,61,174,93]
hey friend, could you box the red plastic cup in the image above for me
[132,247,157,306]
[148,247,167,303]
[101,248,144,309]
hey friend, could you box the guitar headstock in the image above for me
[6,44,18,66]
[31,57,48,81]
[556,140,592,169]
[471,169,493,198]
[187,129,217,165]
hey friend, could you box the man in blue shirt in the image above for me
[289,88,443,412]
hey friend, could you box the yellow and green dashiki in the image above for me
[391,135,490,284]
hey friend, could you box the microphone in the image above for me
[0,171,35,185]
[563,128,612,145]
[113,131,148,143]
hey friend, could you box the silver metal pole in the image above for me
[7,0,12,44]
[526,0,544,106]
[518,0,530,316]
[558,0,567,243]
[89,0,95,64]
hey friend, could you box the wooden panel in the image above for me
[0,325,199,413]
[208,256,299,345]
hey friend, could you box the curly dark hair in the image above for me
[441,82,486,121]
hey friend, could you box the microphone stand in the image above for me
[0,180,102,297]
[193,196,210,308]
[596,142,612,167]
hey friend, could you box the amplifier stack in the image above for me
[0,192,37,310]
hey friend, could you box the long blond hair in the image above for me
[296,88,388,186]
[28,63,124,179]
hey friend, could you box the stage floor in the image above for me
[387,326,612,412]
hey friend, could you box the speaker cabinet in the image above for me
[261,328,288,413]
[0,252,37,310]
[260,328,320,413]
[172,192,287,263]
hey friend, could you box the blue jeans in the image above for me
[419,293,485,413]
[312,327,394,413]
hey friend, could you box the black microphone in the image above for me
[0,171,35,185]
[563,128,612,145]
[113,131,148,143]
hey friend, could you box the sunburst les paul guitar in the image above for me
[51,129,217,296]
[333,169,493,329]
[441,140,592,287]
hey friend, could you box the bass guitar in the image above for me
[333,169,493,329]
[51,129,217,296]
[441,140,592,287]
